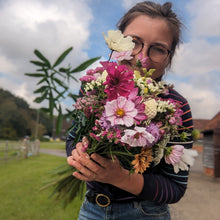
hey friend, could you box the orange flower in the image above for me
[132,148,154,173]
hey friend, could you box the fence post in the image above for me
[4,141,8,160]
[22,138,29,159]
[34,139,40,156]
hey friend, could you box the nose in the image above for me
[140,44,149,59]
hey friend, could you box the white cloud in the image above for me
[186,0,220,37]
[0,0,93,108]
[172,39,220,76]
[169,81,220,119]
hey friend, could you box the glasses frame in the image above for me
[130,35,172,63]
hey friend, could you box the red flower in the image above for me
[103,62,134,100]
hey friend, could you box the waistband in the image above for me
[86,191,137,208]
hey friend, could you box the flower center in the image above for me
[116,108,125,117]
[134,132,141,139]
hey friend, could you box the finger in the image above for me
[73,171,91,181]
[72,160,96,181]
[90,154,111,168]
[67,156,75,166]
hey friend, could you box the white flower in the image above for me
[173,148,198,174]
[121,126,155,147]
[144,99,157,119]
[103,30,135,52]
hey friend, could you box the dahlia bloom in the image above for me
[104,96,137,127]
[103,63,135,101]
[121,126,155,147]
[132,148,154,173]
[144,99,158,119]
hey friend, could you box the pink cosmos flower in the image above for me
[164,145,184,166]
[121,126,155,147]
[128,88,147,124]
[111,50,133,61]
[138,52,149,68]
[103,63,135,101]
[104,96,137,127]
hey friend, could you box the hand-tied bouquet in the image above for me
[45,30,197,207]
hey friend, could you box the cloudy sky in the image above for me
[0,0,220,119]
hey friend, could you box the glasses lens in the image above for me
[149,45,169,62]
[131,37,142,55]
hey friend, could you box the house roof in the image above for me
[193,119,210,131]
[204,112,220,131]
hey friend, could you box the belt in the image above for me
[86,191,137,208]
[86,192,111,207]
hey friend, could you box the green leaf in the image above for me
[53,77,67,88]
[52,47,73,68]
[34,49,51,67]
[40,107,50,113]
[70,56,101,73]
[34,96,46,103]
[25,73,45,77]
[37,77,48,85]
[56,105,63,134]
[30,60,48,67]
[34,86,48,94]
[49,94,55,117]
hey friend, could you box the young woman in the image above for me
[66,1,194,219]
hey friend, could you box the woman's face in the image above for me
[123,15,173,80]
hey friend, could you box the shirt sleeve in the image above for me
[138,93,194,204]
[65,86,85,157]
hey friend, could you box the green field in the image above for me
[40,141,66,150]
[0,154,83,220]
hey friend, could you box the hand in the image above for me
[67,138,128,185]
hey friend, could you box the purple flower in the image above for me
[145,123,161,144]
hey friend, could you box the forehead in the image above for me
[123,15,173,47]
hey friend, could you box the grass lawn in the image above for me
[40,141,66,150]
[0,154,83,220]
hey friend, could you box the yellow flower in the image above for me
[144,99,157,119]
[132,148,154,173]
[134,70,141,79]
[103,30,135,52]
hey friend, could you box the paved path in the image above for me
[40,148,220,219]
[170,152,220,220]
[40,148,66,157]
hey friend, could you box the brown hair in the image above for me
[117,1,182,67]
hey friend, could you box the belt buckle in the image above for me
[95,194,111,207]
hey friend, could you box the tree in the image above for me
[25,47,100,134]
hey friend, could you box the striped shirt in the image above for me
[66,87,194,204]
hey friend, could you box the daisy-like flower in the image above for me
[128,88,147,124]
[104,96,137,127]
[121,126,155,147]
[165,145,184,166]
[173,148,198,174]
[103,63,135,101]
[103,30,135,52]
[132,148,154,173]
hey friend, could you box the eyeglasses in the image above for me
[130,36,172,63]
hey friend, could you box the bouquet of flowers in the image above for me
[44,30,197,208]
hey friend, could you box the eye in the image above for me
[151,45,167,55]
[131,36,142,45]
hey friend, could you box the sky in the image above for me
[0,0,220,119]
